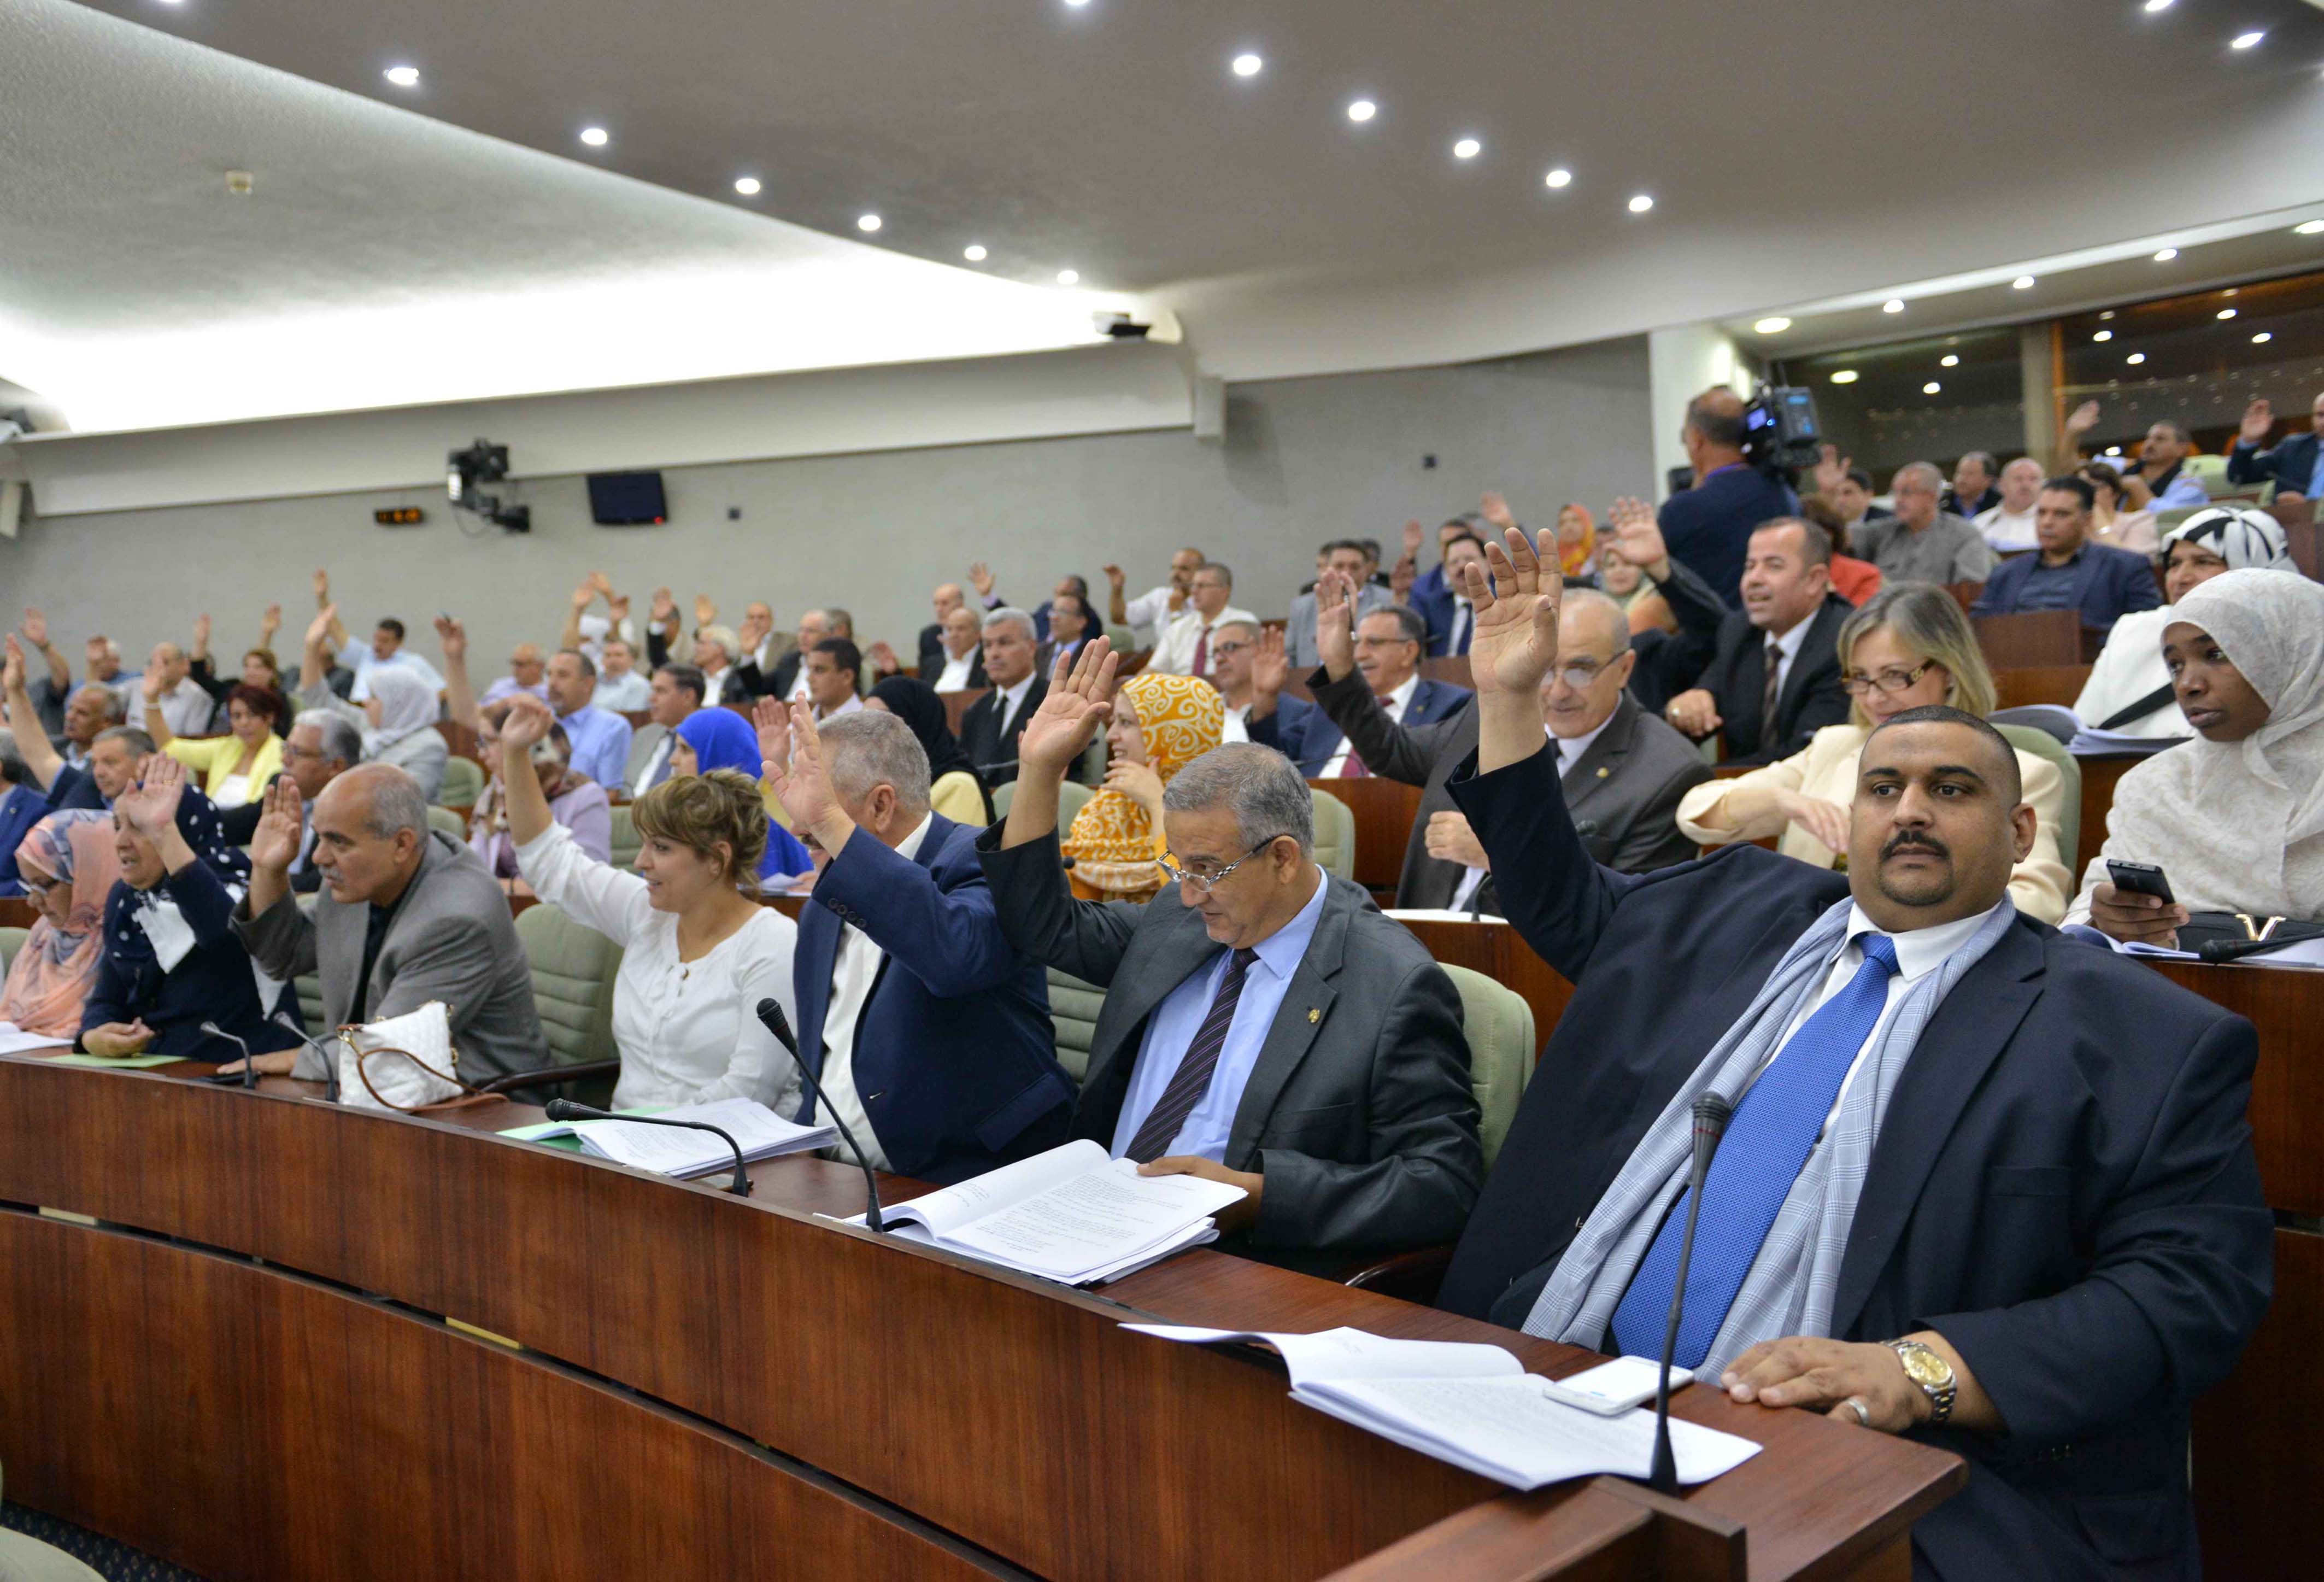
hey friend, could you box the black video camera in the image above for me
[1740,387,1823,480]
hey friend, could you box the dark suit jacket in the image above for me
[1657,465,1801,610]
[956,676,1048,786]
[916,623,947,676]
[81,863,303,1060]
[976,826,1482,1257]
[218,773,324,894]
[1441,742,2270,1582]
[1641,559,1853,766]
[795,816,1076,1185]
[1249,676,1470,775]
[1970,542,2164,635]
[1294,670,1710,907]
[0,781,48,895]
[2226,431,2320,494]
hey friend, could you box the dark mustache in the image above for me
[1882,831,1950,861]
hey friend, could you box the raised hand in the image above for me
[866,639,900,674]
[1101,759,1165,818]
[1017,637,1118,778]
[116,753,188,839]
[2240,397,2275,447]
[1252,625,1290,698]
[967,561,995,598]
[1102,563,1126,589]
[1811,443,1850,500]
[1315,569,1358,678]
[312,568,331,604]
[1390,555,1415,602]
[572,580,596,612]
[650,587,677,624]
[20,607,47,648]
[1480,491,1518,532]
[2064,399,2100,438]
[736,606,772,652]
[249,774,306,872]
[3,634,25,694]
[761,702,845,843]
[433,614,466,662]
[589,570,615,598]
[750,696,791,766]
[305,604,337,652]
[607,593,631,622]
[1460,526,1564,701]
[501,692,554,752]
[260,602,283,638]
[693,594,717,629]
[1606,496,1670,575]
[1402,518,1424,559]
[1774,790,1851,854]
[191,613,212,654]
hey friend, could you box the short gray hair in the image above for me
[297,711,364,767]
[696,624,740,663]
[818,711,932,817]
[1556,587,1628,655]
[1893,461,1945,494]
[982,607,1037,644]
[73,684,127,724]
[0,728,24,787]
[1161,743,1314,857]
[95,725,156,756]
[358,766,429,840]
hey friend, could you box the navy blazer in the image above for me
[2226,431,2321,495]
[794,814,1076,1185]
[81,863,303,1061]
[1442,742,2269,1581]
[1969,541,2161,634]
[0,782,47,896]
[1251,677,1470,774]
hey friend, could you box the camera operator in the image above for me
[1658,385,1801,611]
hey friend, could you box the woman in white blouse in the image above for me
[495,692,800,1112]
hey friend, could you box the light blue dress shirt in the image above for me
[336,640,448,703]
[1108,872,1331,1162]
[555,704,635,792]
[2147,467,2209,512]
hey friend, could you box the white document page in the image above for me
[944,1159,1243,1281]
[1123,1325,1524,1391]
[0,1024,75,1054]
[571,1098,833,1176]
[873,1139,1115,1238]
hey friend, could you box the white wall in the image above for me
[0,337,1650,675]
[1646,326,1757,500]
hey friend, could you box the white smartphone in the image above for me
[1538,1355,1694,1416]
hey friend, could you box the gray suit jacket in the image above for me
[976,825,1481,1258]
[624,722,672,794]
[1302,669,1710,909]
[1286,582,1394,669]
[233,830,548,1083]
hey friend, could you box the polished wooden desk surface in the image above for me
[0,1053,1959,1581]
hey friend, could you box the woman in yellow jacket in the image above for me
[146,682,287,811]
[1675,583,2073,922]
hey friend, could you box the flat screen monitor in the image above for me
[587,471,667,526]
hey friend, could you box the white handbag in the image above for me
[335,1000,474,1113]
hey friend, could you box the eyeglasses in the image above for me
[1841,661,1940,696]
[1155,837,1282,892]
[1547,659,1616,690]
[1207,640,1252,659]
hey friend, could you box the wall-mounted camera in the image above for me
[446,437,531,532]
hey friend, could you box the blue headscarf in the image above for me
[671,708,812,880]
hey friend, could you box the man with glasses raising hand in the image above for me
[977,639,1482,1271]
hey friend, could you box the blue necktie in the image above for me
[1610,934,1899,1366]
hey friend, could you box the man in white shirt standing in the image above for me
[1973,458,2045,552]
[1149,563,1258,677]
[1103,547,1207,644]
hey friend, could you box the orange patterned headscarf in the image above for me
[1556,504,1598,578]
[1063,672,1225,900]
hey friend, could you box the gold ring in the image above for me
[1841,1396,1871,1427]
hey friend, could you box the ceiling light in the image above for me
[2153,248,2178,262]
[1453,137,1481,160]
[1545,167,1572,189]
[2253,332,2274,344]
[2094,330,2113,342]
[2232,31,2264,50]
[2217,307,2237,319]
[732,177,760,196]
[2101,309,2117,319]
[1347,99,1377,122]
[2011,275,2037,290]
[2143,0,2173,10]
[1828,370,1859,384]
[1753,317,1792,335]
[2128,353,2147,365]
[1065,0,1091,7]
[1057,268,1079,285]
[857,213,882,232]
[1231,53,1263,78]
[1941,354,1960,366]
[578,126,609,148]
[1923,382,1942,395]
[2299,221,2324,235]
[1628,194,1654,213]
[384,66,420,89]
[2223,287,2238,296]
[1882,299,1905,314]
[963,244,988,262]
[2106,446,2123,456]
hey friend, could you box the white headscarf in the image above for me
[2092,570,2324,918]
[361,666,438,755]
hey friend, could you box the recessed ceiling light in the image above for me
[1628,194,1654,213]
[1231,52,1263,77]
[1923,382,1942,395]
[2143,0,2173,10]
[2094,330,2113,342]
[384,66,420,89]
[2299,220,2324,235]
[1829,370,1859,384]
[2217,307,2237,319]
[2232,31,2264,50]
[2011,275,2037,290]
[578,126,609,147]
[2253,332,2274,344]
[732,177,760,196]
[857,213,882,232]
[2101,309,2117,319]
[2153,248,2178,262]
[1452,137,1482,160]
[1545,167,1572,189]
[1753,317,1791,335]
[1347,99,1377,122]
[1882,299,1905,314]
[1057,268,1079,285]
[2128,353,2147,365]
[1065,0,1091,7]
[1941,354,1960,366]
[963,244,988,262]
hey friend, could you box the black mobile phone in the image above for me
[2106,859,2176,904]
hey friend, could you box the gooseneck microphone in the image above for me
[198,1021,256,1089]
[543,1098,753,1197]
[755,997,885,1232]
[272,1011,341,1103]
[1651,1091,1733,1495]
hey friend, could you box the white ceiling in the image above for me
[13,0,2324,431]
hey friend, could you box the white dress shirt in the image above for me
[515,822,802,1112]
[1445,596,1475,657]
[337,641,446,704]
[815,814,935,1170]
[592,669,652,713]
[1122,584,1177,641]
[152,676,215,737]
[1220,701,1252,745]
[1151,605,1260,676]
[785,661,812,704]
[1974,503,2040,552]
[935,647,980,691]
[990,673,1037,739]
[1321,672,1419,777]
[816,694,864,722]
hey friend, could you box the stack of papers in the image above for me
[844,1138,1242,1285]
[515,1097,835,1180]
[2120,934,2324,970]
[0,1025,79,1056]
[2067,727,2185,758]
[1125,1325,1760,1490]
[1384,909,1509,925]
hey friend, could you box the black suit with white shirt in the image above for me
[1634,558,1853,766]
[955,673,1049,787]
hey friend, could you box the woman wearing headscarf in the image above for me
[1554,504,1600,583]
[2069,569,2324,948]
[295,605,449,800]
[0,811,123,1038]
[467,702,612,886]
[1062,671,1225,902]
[672,707,813,881]
[867,675,991,824]
[2073,506,2295,740]
[78,757,302,1060]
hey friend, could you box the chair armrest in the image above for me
[1338,1245,1454,1305]
[473,1059,624,1097]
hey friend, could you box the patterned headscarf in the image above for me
[0,812,122,1035]
[1063,672,1225,900]
[2159,506,2293,572]
[1556,504,1599,579]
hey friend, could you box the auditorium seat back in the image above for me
[1046,966,1106,1085]
[425,805,468,841]
[514,901,623,1091]
[608,804,642,870]
[1994,723,2082,870]
[0,925,25,977]
[1308,787,1356,881]
[1440,964,1536,1173]
[436,755,484,808]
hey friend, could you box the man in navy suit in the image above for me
[762,705,1076,1185]
[1412,531,1489,658]
[1439,528,2269,1581]
[0,728,47,894]
[2225,391,2324,499]
[1970,476,2161,635]
[1249,601,1468,776]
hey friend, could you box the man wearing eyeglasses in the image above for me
[1251,600,1468,777]
[977,641,1482,1268]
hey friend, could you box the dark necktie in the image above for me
[1126,948,1259,1163]
[1760,642,1785,754]
[1191,623,1212,678]
[1453,605,1472,657]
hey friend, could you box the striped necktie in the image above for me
[1126,948,1259,1163]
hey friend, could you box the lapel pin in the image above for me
[1596,766,1610,778]
[1307,1007,1321,1023]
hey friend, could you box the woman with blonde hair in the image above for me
[1676,582,2074,920]
[1061,671,1225,901]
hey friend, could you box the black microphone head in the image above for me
[1693,1092,1733,1133]
[543,1098,579,1121]
[754,996,798,1053]
[1572,819,1600,839]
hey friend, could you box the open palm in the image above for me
[1018,638,1117,777]
[250,775,305,871]
[115,754,186,840]
[1461,527,1565,700]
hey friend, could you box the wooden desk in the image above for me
[1992,664,2090,711]
[0,1056,1957,1581]
[1392,916,1576,1045]
[1310,777,1423,893]
[1971,610,2082,669]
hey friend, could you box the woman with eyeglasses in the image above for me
[1676,583,2073,919]
[1061,671,1224,901]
